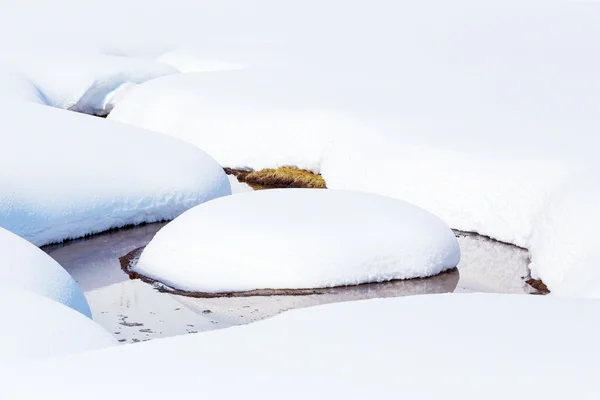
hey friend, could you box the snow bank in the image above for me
[0,289,115,361]
[0,227,90,317]
[108,71,368,173]
[135,189,460,292]
[1,294,598,398]
[0,103,231,246]
[529,170,600,298]
[6,52,176,116]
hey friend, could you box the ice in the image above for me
[1,294,598,398]
[0,289,115,361]
[135,189,460,293]
[0,227,90,317]
[0,102,231,246]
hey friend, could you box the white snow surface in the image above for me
[0,289,115,361]
[108,71,367,173]
[135,189,460,292]
[0,103,231,246]
[157,48,246,73]
[0,227,91,317]
[5,52,176,116]
[1,294,598,398]
[0,1,599,295]
[529,170,600,297]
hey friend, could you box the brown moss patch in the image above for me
[225,167,326,189]
[526,278,550,295]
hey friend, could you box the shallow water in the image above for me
[43,219,532,343]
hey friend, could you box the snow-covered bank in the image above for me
[5,52,176,116]
[0,227,90,317]
[2,294,597,399]
[0,103,230,246]
[0,289,115,361]
[135,189,460,293]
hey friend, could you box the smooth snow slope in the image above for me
[0,103,231,246]
[108,71,367,172]
[0,289,115,361]
[0,227,90,317]
[1,294,598,399]
[135,189,460,292]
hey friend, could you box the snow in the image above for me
[1,294,598,399]
[108,71,367,173]
[4,52,176,116]
[0,288,115,361]
[0,227,91,317]
[0,102,231,246]
[0,1,598,296]
[135,189,460,293]
[227,175,254,194]
[157,48,246,73]
[529,170,600,298]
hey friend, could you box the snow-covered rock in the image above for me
[0,227,90,317]
[0,103,231,246]
[0,289,115,361]
[1,294,598,399]
[135,189,460,293]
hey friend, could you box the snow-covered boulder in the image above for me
[0,227,90,317]
[0,103,231,246]
[108,71,368,173]
[135,189,460,293]
[1,294,598,398]
[0,289,115,361]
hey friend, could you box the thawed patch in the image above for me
[225,167,326,189]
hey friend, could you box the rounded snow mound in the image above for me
[0,288,116,361]
[0,227,91,317]
[135,189,460,293]
[0,103,231,246]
